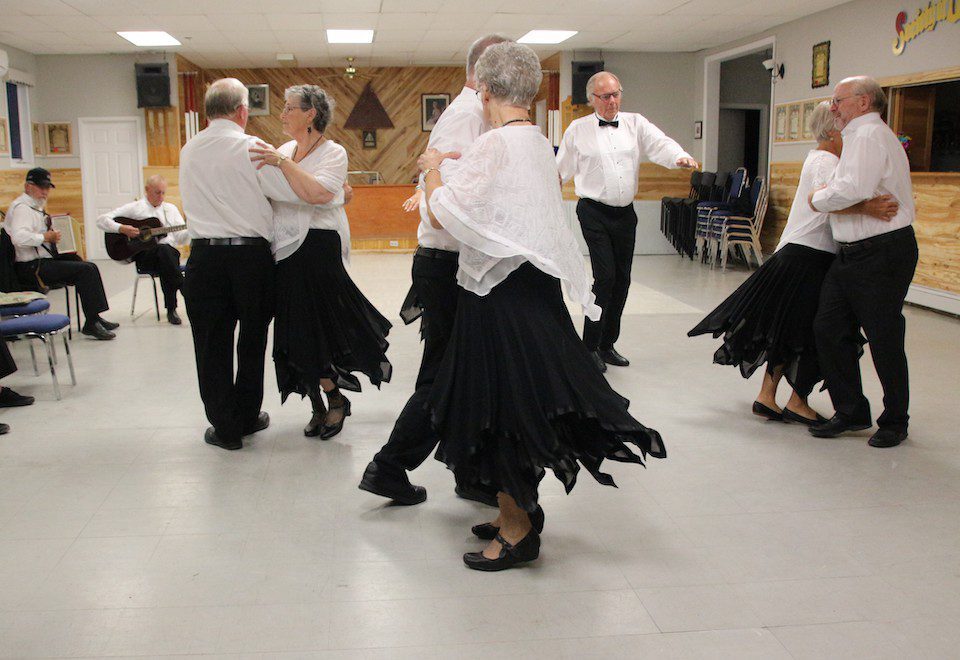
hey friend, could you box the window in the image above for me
[887,79,960,173]
[4,81,33,165]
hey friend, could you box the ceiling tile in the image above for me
[60,0,146,15]
[266,14,326,31]
[0,15,50,31]
[206,14,272,32]
[91,15,160,31]
[148,14,218,32]
[37,14,108,31]
[377,12,434,30]
[16,0,81,15]
[321,13,379,29]
[315,0,382,11]
[380,0,444,11]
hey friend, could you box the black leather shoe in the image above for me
[0,423,9,435]
[204,427,241,450]
[80,321,115,341]
[96,317,120,331]
[782,408,828,426]
[809,414,872,438]
[319,395,351,439]
[464,529,541,571]
[166,310,182,325]
[590,350,607,373]
[243,411,270,435]
[752,401,783,422]
[599,347,630,367]
[455,482,499,507]
[358,461,427,505]
[472,505,545,540]
[0,387,35,407]
[868,428,908,448]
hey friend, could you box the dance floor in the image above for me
[1,254,957,658]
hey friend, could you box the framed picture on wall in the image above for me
[812,41,830,89]
[246,84,270,116]
[421,94,450,131]
[44,122,73,156]
[32,122,45,156]
[0,118,9,155]
[362,129,377,149]
[775,105,787,141]
[694,120,702,140]
[801,100,818,140]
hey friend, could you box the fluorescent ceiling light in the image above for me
[117,31,181,47]
[327,29,374,44]
[518,30,577,44]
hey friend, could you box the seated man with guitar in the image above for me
[98,175,188,325]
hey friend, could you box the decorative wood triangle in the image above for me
[343,82,394,129]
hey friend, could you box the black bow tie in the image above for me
[598,119,619,128]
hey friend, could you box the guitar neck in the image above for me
[146,224,187,238]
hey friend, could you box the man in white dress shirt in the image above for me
[808,76,918,448]
[558,72,697,372]
[179,78,301,451]
[98,175,188,325]
[359,34,510,506]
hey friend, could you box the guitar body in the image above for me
[104,217,181,262]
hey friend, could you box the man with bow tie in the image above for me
[558,71,697,371]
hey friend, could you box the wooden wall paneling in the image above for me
[1,167,86,259]
[561,163,691,201]
[145,106,180,166]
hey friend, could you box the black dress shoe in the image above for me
[464,529,541,571]
[80,321,115,341]
[868,428,908,448]
[752,401,783,421]
[472,505,545,540]
[166,309,182,325]
[96,317,120,331]
[358,461,427,505]
[590,350,607,373]
[782,408,828,426]
[204,427,241,450]
[0,387,35,407]
[243,411,270,435]
[455,482,499,507]
[0,423,9,435]
[809,414,872,438]
[319,395,351,439]
[599,347,630,367]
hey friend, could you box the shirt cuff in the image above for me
[810,188,831,212]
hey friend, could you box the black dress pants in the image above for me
[373,251,459,479]
[813,226,918,432]
[134,244,183,310]
[0,339,17,380]
[17,257,109,320]
[577,198,637,351]
[184,241,275,444]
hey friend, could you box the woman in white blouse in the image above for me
[419,42,666,571]
[251,85,392,439]
[689,102,896,425]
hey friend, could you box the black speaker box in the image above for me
[135,63,170,108]
[572,61,604,105]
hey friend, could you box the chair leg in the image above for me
[721,237,729,271]
[40,335,61,400]
[752,236,764,266]
[50,333,59,365]
[29,342,39,375]
[62,334,76,386]
[151,276,160,322]
[131,274,140,317]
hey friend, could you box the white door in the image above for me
[78,117,145,260]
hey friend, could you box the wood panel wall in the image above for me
[144,107,180,167]
[1,168,87,258]
[765,162,960,294]
[201,65,464,185]
[562,163,691,201]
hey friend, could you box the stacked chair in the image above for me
[712,177,769,271]
[660,171,716,259]
[694,167,749,265]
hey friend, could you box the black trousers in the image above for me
[577,198,637,351]
[374,252,459,479]
[184,241,275,443]
[134,244,183,310]
[813,226,918,431]
[0,339,17,380]
[16,257,109,320]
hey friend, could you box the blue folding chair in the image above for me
[0,313,76,400]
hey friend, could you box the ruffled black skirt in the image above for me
[688,242,834,396]
[429,262,666,512]
[274,229,392,401]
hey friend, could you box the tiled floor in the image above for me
[0,254,957,658]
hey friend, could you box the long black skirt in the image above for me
[429,262,666,512]
[688,242,834,396]
[274,229,392,401]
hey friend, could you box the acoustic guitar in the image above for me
[104,217,187,262]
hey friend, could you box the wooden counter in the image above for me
[347,184,419,250]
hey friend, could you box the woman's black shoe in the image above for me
[752,401,783,421]
[319,394,351,439]
[472,506,545,540]
[304,387,327,437]
[464,529,540,571]
[782,408,828,426]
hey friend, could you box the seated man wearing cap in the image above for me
[5,168,117,340]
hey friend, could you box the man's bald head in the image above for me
[205,78,249,127]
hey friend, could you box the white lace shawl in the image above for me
[430,126,600,320]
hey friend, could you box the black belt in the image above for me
[580,197,634,212]
[415,246,459,262]
[192,237,269,247]
[838,226,914,256]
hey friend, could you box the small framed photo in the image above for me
[775,105,787,142]
[246,84,270,116]
[693,120,702,140]
[361,129,377,149]
[812,41,830,89]
[0,118,9,155]
[44,121,73,156]
[421,93,450,131]
[32,122,45,156]
[801,100,818,140]
[788,104,801,141]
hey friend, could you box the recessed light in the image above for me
[518,30,577,44]
[327,29,374,44]
[117,31,181,47]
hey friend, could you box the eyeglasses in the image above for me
[592,90,622,102]
[281,104,311,114]
[830,94,863,107]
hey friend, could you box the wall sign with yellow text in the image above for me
[893,0,960,55]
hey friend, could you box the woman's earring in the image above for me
[307,126,312,134]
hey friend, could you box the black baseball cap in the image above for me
[25,167,55,188]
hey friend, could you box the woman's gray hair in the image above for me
[205,78,248,119]
[808,101,837,142]
[285,84,335,133]
[475,42,543,109]
[842,75,887,115]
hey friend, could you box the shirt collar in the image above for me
[15,192,43,211]
[841,111,882,136]
[207,118,246,135]
[595,112,620,124]
[459,86,481,108]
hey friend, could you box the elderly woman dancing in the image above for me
[688,102,897,424]
[419,42,666,571]
[252,85,391,438]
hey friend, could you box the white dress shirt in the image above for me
[5,193,56,262]
[776,150,839,254]
[417,86,486,251]
[557,112,692,207]
[810,112,915,243]
[179,119,300,240]
[97,199,188,247]
[269,139,350,264]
